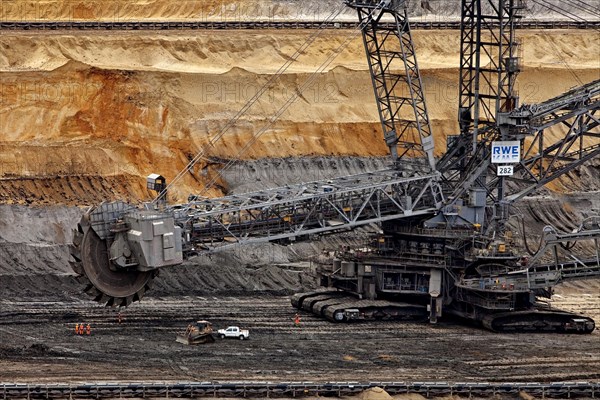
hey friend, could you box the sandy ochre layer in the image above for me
[0,29,598,203]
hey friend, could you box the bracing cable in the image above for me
[525,0,600,84]
[179,2,393,217]
[183,27,368,216]
[529,0,585,21]
[561,0,600,18]
[525,13,584,86]
[152,2,349,203]
[529,0,600,31]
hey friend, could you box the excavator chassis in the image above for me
[293,291,596,333]
[290,224,599,333]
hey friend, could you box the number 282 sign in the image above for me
[497,165,514,176]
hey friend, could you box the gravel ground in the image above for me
[0,286,598,384]
[0,159,598,385]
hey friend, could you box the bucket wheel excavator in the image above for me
[69,0,600,332]
[70,203,159,307]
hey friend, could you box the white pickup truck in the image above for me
[217,326,250,340]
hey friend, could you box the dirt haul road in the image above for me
[0,288,599,384]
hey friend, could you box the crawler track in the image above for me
[1,20,598,31]
[482,310,596,333]
[292,291,427,322]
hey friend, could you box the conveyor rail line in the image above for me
[1,20,599,31]
[1,381,599,399]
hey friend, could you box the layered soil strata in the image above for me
[1,30,598,204]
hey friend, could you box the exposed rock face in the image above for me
[1,29,598,204]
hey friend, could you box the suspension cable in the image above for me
[525,13,584,86]
[179,2,393,217]
[183,30,366,215]
[526,0,598,84]
[529,0,600,31]
[561,0,600,18]
[153,2,349,203]
[529,0,583,21]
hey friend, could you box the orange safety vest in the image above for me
[75,324,79,334]
[86,325,91,335]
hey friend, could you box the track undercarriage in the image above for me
[290,222,599,333]
[291,287,596,333]
[291,291,428,322]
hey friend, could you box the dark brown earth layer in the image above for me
[0,289,599,384]
[0,261,599,384]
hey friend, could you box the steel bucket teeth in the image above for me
[72,226,84,244]
[97,294,113,305]
[124,295,135,307]
[69,260,84,276]
[69,247,82,262]
[84,285,102,298]
[69,224,86,275]
[134,287,146,301]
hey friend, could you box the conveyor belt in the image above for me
[1,20,598,31]
[1,381,598,398]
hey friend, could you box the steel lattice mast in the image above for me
[346,0,436,172]
[458,0,525,147]
[436,0,526,233]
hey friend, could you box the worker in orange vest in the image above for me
[75,323,79,334]
[79,324,85,335]
[86,324,91,335]
[294,313,301,327]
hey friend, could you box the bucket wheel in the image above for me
[69,211,156,307]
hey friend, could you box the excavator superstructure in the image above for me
[69,0,600,332]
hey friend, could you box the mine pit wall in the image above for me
[0,0,596,22]
[0,28,598,310]
[1,30,598,204]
